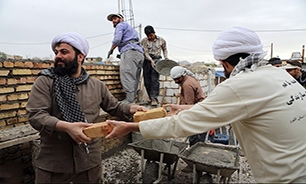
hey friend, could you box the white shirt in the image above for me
[139,65,306,183]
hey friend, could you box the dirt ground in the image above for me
[101,138,256,183]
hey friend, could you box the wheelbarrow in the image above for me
[179,142,240,184]
[128,139,188,184]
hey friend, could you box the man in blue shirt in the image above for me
[107,13,144,103]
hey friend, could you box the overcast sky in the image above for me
[0,0,305,63]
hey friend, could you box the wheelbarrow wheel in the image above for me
[199,173,213,184]
[142,161,159,184]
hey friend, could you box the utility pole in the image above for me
[270,43,273,59]
[118,0,135,28]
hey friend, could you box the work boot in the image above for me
[151,99,158,106]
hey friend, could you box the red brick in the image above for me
[0,95,7,102]
[3,61,14,68]
[24,61,34,68]
[17,77,27,84]
[0,103,19,110]
[16,85,32,92]
[26,77,36,83]
[0,111,17,119]
[7,118,18,125]
[18,116,28,123]
[20,102,27,108]
[14,61,24,67]
[12,69,32,75]
[0,78,6,85]
[0,70,10,76]
[7,94,18,101]
[7,78,17,85]
[0,120,6,127]
[0,87,15,94]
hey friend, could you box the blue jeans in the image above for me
[143,59,160,101]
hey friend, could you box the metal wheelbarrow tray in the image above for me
[128,139,188,183]
[179,142,240,183]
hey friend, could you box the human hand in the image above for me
[64,122,93,144]
[163,104,193,116]
[130,105,148,114]
[150,60,155,68]
[107,50,113,58]
[105,120,140,139]
[163,104,183,116]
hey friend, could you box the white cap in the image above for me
[170,66,186,79]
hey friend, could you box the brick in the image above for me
[7,118,18,125]
[87,70,97,75]
[17,109,27,115]
[7,94,18,101]
[1,103,19,110]
[31,70,41,75]
[0,95,7,102]
[0,87,15,94]
[16,85,32,92]
[17,77,27,84]
[7,78,17,85]
[0,62,2,67]
[14,61,24,67]
[0,120,6,127]
[0,111,17,119]
[0,78,6,85]
[12,69,32,75]
[24,61,34,68]
[0,70,10,76]
[3,61,14,68]
[18,116,28,123]
[18,93,28,100]
[0,125,13,130]
[26,77,36,83]
[20,102,27,108]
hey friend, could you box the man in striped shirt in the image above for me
[140,25,168,106]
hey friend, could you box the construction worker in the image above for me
[107,13,144,104]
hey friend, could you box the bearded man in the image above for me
[26,32,147,183]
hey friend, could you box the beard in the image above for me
[54,55,79,76]
[113,20,120,28]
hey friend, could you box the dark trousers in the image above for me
[143,59,160,101]
[35,164,102,184]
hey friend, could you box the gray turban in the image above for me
[51,32,89,56]
[212,26,263,61]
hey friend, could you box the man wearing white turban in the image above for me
[26,32,147,183]
[104,26,306,183]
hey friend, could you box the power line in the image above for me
[0,33,113,46]
[155,27,306,33]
